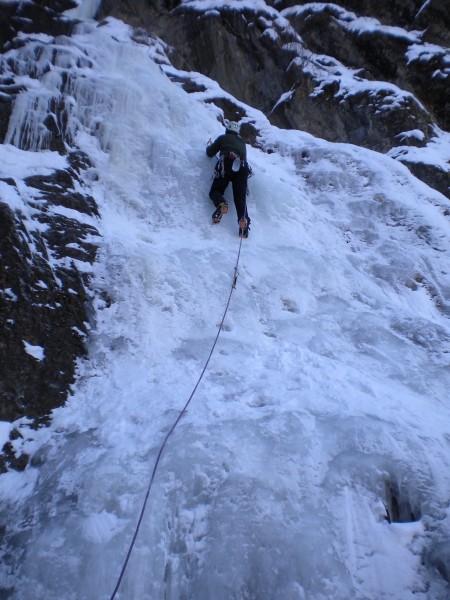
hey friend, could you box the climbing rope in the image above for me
[109,230,246,600]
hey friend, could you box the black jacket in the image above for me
[206,131,247,161]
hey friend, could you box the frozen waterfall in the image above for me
[1,16,450,600]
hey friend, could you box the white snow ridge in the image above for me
[1,14,450,600]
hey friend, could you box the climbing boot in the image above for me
[212,201,228,224]
[238,217,250,238]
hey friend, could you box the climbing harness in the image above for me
[109,223,247,600]
[214,152,241,178]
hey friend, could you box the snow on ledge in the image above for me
[0,422,12,448]
[180,0,278,17]
[23,341,45,361]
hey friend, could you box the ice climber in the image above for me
[206,120,251,238]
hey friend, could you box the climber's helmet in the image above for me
[225,120,241,134]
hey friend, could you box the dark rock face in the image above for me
[172,11,284,117]
[0,0,77,50]
[0,154,99,468]
[277,51,434,153]
[398,158,450,201]
[0,191,86,422]
[275,0,450,45]
[99,0,450,200]
[282,4,449,132]
[0,1,100,468]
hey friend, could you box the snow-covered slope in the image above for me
[1,17,450,600]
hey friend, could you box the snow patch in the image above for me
[23,341,45,361]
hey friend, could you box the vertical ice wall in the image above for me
[1,11,450,600]
[4,29,124,152]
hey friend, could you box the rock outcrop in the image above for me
[0,162,98,422]
[0,0,99,471]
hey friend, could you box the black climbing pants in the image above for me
[209,156,249,222]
